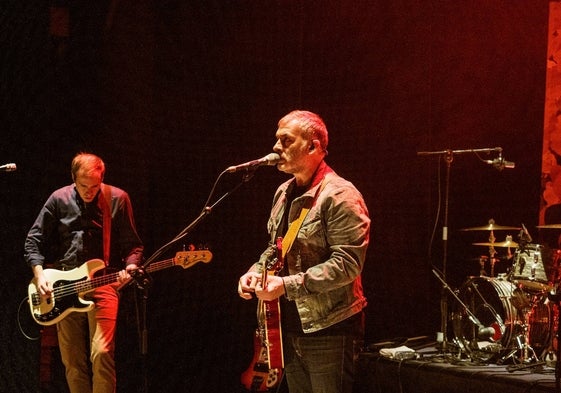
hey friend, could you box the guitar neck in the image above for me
[145,258,176,274]
[76,258,176,294]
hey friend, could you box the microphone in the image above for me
[226,153,280,173]
[0,163,16,172]
[485,155,515,171]
[477,325,496,340]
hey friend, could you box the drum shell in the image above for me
[452,276,551,360]
[510,245,551,292]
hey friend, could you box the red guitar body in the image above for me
[240,328,283,392]
[241,238,284,392]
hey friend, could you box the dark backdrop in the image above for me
[0,1,550,392]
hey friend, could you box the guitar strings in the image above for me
[32,250,209,302]
[35,258,175,300]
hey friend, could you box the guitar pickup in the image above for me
[253,362,269,373]
[31,292,41,306]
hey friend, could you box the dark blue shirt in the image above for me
[24,184,144,270]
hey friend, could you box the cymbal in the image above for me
[465,256,509,262]
[461,224,520,231]
[536,224,561,229]
[472,240,519,248]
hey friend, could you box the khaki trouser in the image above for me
[57,285,120,393]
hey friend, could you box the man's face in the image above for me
[74,172,102,203]
[273,119,311,174]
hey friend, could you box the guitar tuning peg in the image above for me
[197,243,210,250]
[181,244,196,251]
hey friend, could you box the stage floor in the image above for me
[355,342,559,393]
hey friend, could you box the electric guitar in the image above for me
[241,238,284,392]
[28,249,212,326]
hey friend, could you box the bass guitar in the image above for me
[28,249,212,326]
[241,237,284,392]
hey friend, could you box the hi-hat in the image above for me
[472,240,519,248]
[536,224,561,229]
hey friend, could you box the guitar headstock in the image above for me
[174,250,213,269]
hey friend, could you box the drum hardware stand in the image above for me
[472,228,519,278]
[489,255,504,278]
[478,255,506,278]
[418,147,504,351]
[478,256,488,277]
[503,310,538,364]
[500,296,540,364]
[487,230,498,277]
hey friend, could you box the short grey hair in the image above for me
[279,110,329,151]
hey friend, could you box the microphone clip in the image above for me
[485,152,515,171]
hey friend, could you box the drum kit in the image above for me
[447,219,561,365]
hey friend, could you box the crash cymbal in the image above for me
[536,224,561,229]
[460,218,520,231]
[461,224,520,231]
[472,240,519,248]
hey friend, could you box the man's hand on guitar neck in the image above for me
[238,271,285,301]
[118,263,139,284]
[238,271,260,300]
[255,275,285,301]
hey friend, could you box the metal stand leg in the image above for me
[500,306,538,364]
[518,308,539,363]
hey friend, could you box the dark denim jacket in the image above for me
[255,162,370,333]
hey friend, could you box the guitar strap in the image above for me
[281,175,328,258]
[101,183,112,267]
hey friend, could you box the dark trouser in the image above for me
[283,335,362,393]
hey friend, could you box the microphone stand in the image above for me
[432,269,495,357]
[130,267,151,393]
[418,146,503,352]
[129,166,263,393]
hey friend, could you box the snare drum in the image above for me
[510,245,550,292]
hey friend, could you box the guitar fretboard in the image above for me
[56,258,176,298]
